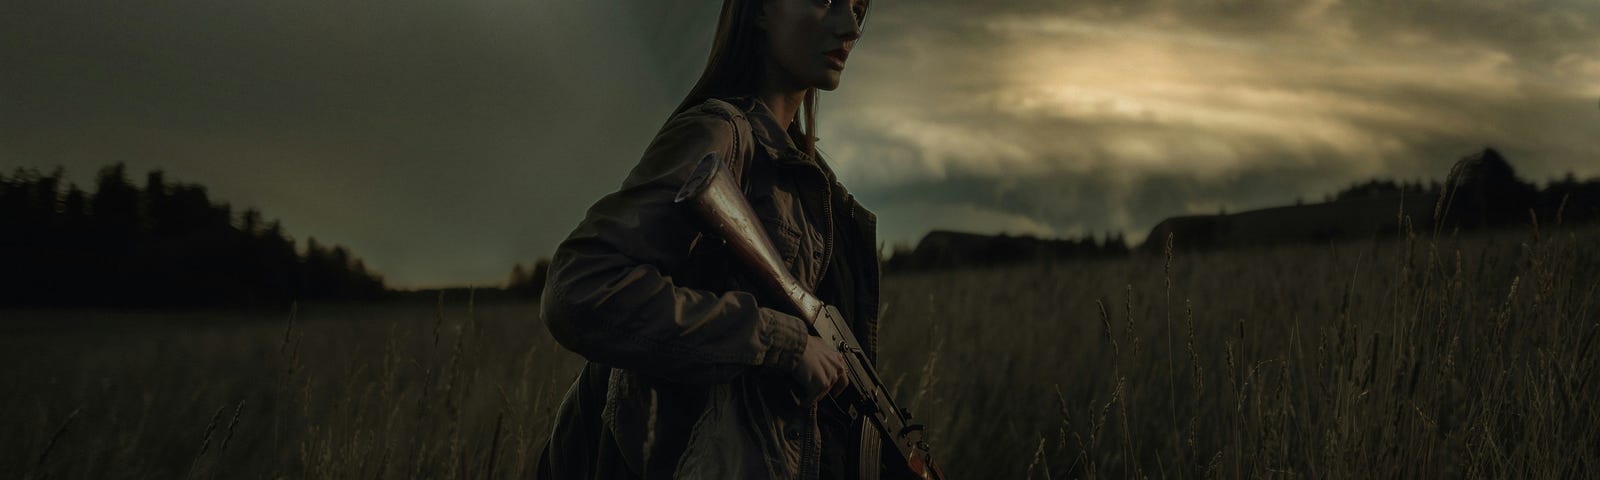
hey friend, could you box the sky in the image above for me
[3,0,1597,288]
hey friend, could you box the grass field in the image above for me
[3,224,1598,479]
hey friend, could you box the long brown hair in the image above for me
[674,0,818,160]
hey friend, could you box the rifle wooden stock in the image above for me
[675,152,946,480]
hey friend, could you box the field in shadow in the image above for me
[3,223,1597,478]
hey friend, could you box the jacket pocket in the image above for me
[676,380,792,479]
[761,216,805,274]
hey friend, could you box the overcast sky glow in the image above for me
[3,0,1597,287]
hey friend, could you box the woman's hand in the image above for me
[790,334,851,404]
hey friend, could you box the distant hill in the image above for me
[1143,147,1600,252]
[884,147,1600,272]
[885,230,1129,272]
[0,163,386,307]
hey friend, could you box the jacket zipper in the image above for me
[820,177,835,283]
[778,161,837,293]
[812,166,833,480]
[789,160,833,480]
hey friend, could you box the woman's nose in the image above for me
[838,22,861,41]
[828,6,862,40]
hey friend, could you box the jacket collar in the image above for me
[724,95,858,192]
[719,95,815,167]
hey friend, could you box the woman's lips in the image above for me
[824,49,849,70]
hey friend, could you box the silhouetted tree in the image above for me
[507,258,551,301]
[510,263,528,288]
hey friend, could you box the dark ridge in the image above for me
[1142,147,1600,253]
[885,230,1130,273]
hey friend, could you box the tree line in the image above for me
[1326,149,1600,228]
[0,163,385,307]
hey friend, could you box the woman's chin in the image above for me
[812,73,843,91]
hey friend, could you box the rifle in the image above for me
[674,152,947,480]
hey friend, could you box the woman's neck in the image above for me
[757,67,808,131]
[757,90,805,130]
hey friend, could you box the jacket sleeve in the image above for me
[540,103,811,385]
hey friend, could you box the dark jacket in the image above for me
[538,95,882,479]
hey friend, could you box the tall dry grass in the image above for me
[2,223,1597,478]
[881,222,1600,478]
[2,296,583,479]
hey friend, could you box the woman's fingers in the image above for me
[828,368,848,399]
[792,334,855,404]
[827,352,850,398]
[818,379,833,404]
[812,365,837,404]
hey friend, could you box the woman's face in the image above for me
[761,0,867,91]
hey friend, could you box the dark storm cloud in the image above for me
[3,0,1596,285]
[822,0,1600,246]
[3,1,720,286]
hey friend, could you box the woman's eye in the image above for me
[815,0,866,27]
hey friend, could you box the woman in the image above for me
[537,0,883,479]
